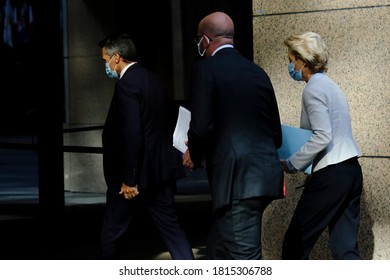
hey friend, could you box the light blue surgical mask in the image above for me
[288,62,303,81]
[105,55,118,79]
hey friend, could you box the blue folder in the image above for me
[278,124,313,174]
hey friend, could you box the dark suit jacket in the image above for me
[187,47,284,210]
[102,63,183,194]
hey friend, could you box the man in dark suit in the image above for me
[183,12,284,259]
[97,33,194,260]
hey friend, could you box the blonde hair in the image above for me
[284,32,329,73]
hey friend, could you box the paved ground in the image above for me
[0,135,213,260]
[0,195,212,260]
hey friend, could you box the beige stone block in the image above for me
[253,0,390,15]
[64,152,105,193]
[63,129,105,193]
[68,56,114,124]
[67,0,108,58]
[253,6,390,156]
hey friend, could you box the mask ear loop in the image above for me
[106,53,119,78]
[110,53,120,72]
[197,36,206,56]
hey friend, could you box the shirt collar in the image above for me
[211,44,234,56]
[119,62,137,79]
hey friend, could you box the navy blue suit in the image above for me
[98,63,193,259]
[187,47,284,259]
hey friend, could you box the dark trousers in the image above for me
[98,180,194,260]
[282,157,363,260]
[206,197,273,260]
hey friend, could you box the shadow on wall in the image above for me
[358,190,374,259]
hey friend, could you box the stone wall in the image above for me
[253,0,390,259]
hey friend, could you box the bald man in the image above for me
[183,12,284,259]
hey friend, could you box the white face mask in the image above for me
[197,36,210,57]
[105,55,118,79]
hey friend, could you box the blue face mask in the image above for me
[288,62,303,81]
[105,55,118,79]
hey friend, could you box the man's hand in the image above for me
[182,148,195,170]
[119,183,139,200]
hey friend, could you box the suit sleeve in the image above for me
[187,62,214,166]
[270,88,283,149]
[116,82,142,186]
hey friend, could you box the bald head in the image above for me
[196,11,235,57]
[199,11,234,39]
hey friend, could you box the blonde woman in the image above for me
[280,32,363,260]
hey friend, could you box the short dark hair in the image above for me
[98,33,137,61]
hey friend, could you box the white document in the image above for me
[278,124,313,174]
[173,106,191,153]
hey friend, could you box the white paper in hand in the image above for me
[173,106,191,153]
